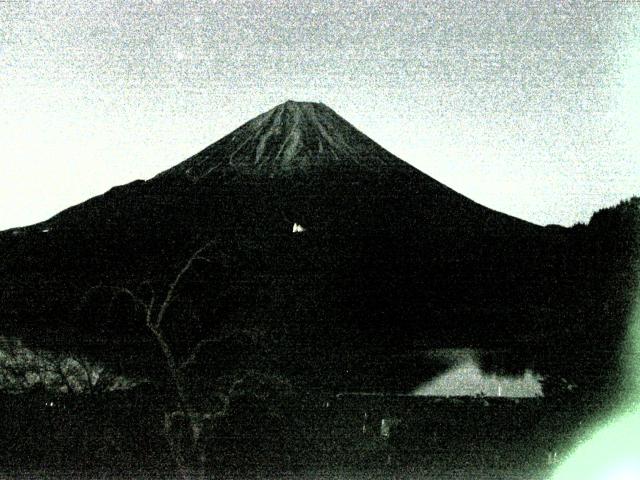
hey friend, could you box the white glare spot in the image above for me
[292,223,306,233]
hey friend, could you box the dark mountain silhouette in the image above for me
[0,101,637,395]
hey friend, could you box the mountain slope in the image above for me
[0,101,599,391]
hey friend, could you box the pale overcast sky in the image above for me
[1,0,639,229]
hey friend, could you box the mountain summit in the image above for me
[159,100,410,180]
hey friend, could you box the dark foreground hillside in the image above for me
[0,389,598,479]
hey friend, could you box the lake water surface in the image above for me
[410,349,543,398]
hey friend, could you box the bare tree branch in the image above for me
[179,338,217,370]
[146,294,156,329]
[83,285,150,317]
[192,255,213,264]
[155,242,214,331]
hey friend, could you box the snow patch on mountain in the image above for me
[157,100,414,181]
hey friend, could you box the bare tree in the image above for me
[83,241,234,479]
